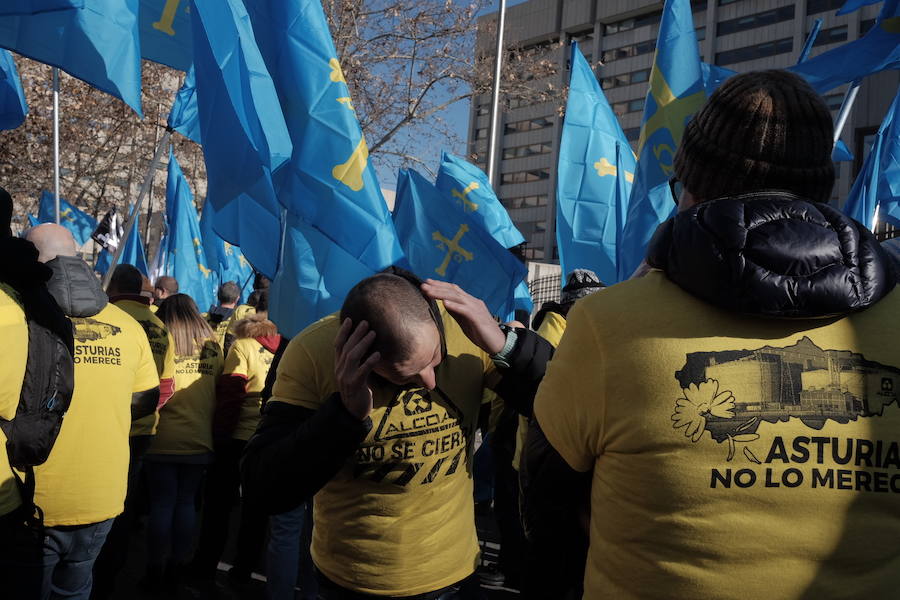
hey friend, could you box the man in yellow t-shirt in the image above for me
[25,225,160,599]
[527,71,900,600]
[93,264,177,599]
[243,271,553,598]
[204,280,242,352]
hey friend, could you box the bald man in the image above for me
[24,224,160,599]
[153,276,178,302]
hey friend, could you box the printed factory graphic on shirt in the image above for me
[671,337,900,492]
[72,317,124,365]
[354,386,475,487]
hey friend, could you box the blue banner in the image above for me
[837,0,883,15]
[0,48,26,129]
[139,0,191,71]
[435,152,525,249]
[0,1,83,16]
[393,169,526,317]
[790,0,900,93]
[0,0,143,115]
[167,67,200,143]
[199,199,253,304]
[37,190,97,246]
[190,0,293,279]
[843,87,900,230]
[164,148,217,310]
[618,0,705,280]
[557,43,635,285]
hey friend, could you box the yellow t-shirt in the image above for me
[149,304,158,313]
[0,284,27,517]
[148,339,223,456]
[534,271,900,600]
[33,303,160,527]
[114,299,176,436]
[270,309,495,596]
[224,337,275,441]
[513,310,567,471]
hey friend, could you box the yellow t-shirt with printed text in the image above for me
[0,285,27,517]
[535,271,900,600]
[270,309,495,596]
[148,339,223,456]
[33,303,159,527]
[513,310,567,471]
[114,299,175,436]
[224,337,275,441]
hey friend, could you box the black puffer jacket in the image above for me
[646,190,896,318]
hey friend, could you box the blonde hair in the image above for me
[156,293,215,356]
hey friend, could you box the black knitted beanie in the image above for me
[673,70,835,203]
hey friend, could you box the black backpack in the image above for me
[0,281,75,526]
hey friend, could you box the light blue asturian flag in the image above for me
[837,0,883,15]
[95,209,147,276]
[394,169,527,317]
[0,48,26,129]
[37,190,97,245]
[618,0,705,280]
[557,42,635,285]
[843,87,900,230]
[790,0,900,94]
[164,148,217,311]
[435,152,525,249]
[189,0,292,279]
[0,1,83,16]
[139,0,192,71]
[199,200,253,303]
[167,67,200,144]
[242,0,404,334]
[0,0,143,115]
[27,214,40,228]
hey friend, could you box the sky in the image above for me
[371,0,530,189]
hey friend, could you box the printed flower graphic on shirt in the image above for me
[671,379,735,442]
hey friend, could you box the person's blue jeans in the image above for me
[143,461,207,570]
[266,502,316,600]
[39,518,114,599]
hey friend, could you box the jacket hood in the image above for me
[207,304,235,324]
[233,312,278,339]
[45,256,107,318]
[646,191,896,319]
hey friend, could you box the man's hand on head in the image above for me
[421,279,506,355]
[334,318,380,420]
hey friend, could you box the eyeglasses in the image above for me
[668,176,682,205]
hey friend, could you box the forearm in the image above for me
[494,329,555,417]
[241,393,371,515]
[131,387,159,421]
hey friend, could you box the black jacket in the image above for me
[521,191,897,599]
[241,321,553,516]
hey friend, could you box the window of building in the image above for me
[718,0,743,5]
[604,10,662,35]
[715,37,793,66]
[824,93,844,111]
[696,26,706,41]
[522,247,546,260]
[861,19,876,35]
[623,127,641,141]
[502,194,549,209]
[812,25,849,47]
[600,67,651,90]
[807,0,844,15]
[500,169,551,185]
[503,117,554,135]
[692,0,709,11]
[601,39,656,63]
[611,97,646,116]
[475,128,488,140]
[476,106,490,116]
[717,5,794,36]
[502,142,552,160]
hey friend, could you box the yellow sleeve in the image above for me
[270,332,334,411]
[161,331,176,380]
[536,311,567,348]
[532,301,605,473]
[132,326,161,393]
[224,339,251,378]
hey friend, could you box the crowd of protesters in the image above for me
[1,70,900,600]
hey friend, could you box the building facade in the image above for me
[468,0,900,264]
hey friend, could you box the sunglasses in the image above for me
[668,176,683,205]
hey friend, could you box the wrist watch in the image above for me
[491,324,518,368]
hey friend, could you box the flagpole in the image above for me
[486,0,507,188]
[833,81,861,148]
[52,68,61,224]
[796,19,822,64]
[102,128,173,289]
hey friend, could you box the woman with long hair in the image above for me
[142,293,223,592]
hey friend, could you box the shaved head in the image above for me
[26,223,78,263]
[108,264,143,296]
[341,273,436,365]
